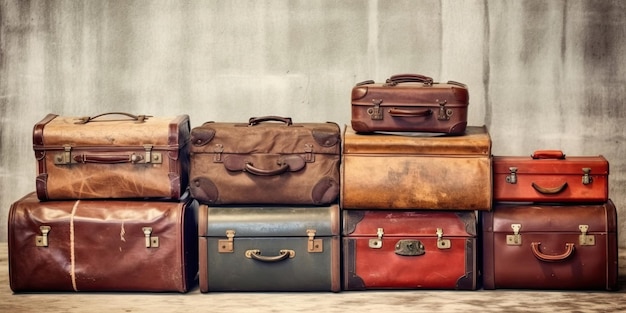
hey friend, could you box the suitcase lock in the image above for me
[437,100,453,121]
[369,228,384,249]
[142,227,159,248]
[436,228,451,249]
[582,168,593,185]
[307,229,323,253]
[579,225,595,246]
[507,224,522,246]
[218,230,235,253]
[394,240,425,256]
[35,226,51,247]
[367,99,384,120]
[506,167,518,184]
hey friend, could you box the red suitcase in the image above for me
[342,210,477,290]
[482,201,618,290]
[493,150,608,203]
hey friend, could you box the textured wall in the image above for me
[1,0,625,255]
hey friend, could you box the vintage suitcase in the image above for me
[482,201,618,290]
[343,210,478,290]
[351,74,468,134]
[189,116,341,205]
[33,112,190,200]
[493,150,609,203]
[341,125,492,210]
[198,204,341,292]
[8,192,198,292]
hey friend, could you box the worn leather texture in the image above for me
[198,204,341,292]
[189,117,341,205]
[33,113,190,200]
[341,125,492,210]
[351,75,468,134]
[8,192,198,292]
[493,152,609,202]
[342,210,477,290]
[482,201,618,290]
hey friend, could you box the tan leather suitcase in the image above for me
[341,125,492,210]
[351,74,468,134]
[189,116,341,205]
[33,112,190,200]
[8,192,198,292]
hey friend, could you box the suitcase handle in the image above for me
[244,162,290,176]
[74,112,151,124]
[531,182,568,194]
[531,242,575,262]
[248,116,293,126]
[388,108,433,118]
[224,155,306,175]
[73,153,145,164]
[531,150,566,159]
[386,74,434,86]
[245,249,295,262]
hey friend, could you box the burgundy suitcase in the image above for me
[351,74,469,134]
[8,192,198,292]
[482,201,618,290]
[343,210,477,290]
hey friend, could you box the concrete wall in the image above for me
[1,0,625,253]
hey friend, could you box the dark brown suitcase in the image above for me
[198,204,341,292]
[482,201,618,290]
[189,116,341,205]
[33,112,190,200]
[8,192,198,292]
[493,150,609,203]
[343,210,477,290]
[351,74,468,134]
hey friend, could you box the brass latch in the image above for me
[437,100,453,120]
[304,144,315,162]
[213,144,224,162]
[307,229,323,253]
[506,167,518,184]
[35,226,51,247]
[142,227,159,248]
[582,168,593,185]
[218,230,235,253]
[579,225,595,246]
[369,227,384,249]
[506,224,522,246]
[54,145,73,165]
[436,228,451,249]
[367,99,384,120]
[142,144,162,164]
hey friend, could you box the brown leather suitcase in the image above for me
[189,116,341,205]
[351,74,468,134]
[343,210,477,290]
[493,150,609,203]
[482,201,618,290]
[8,192,198,292]
[198,204,341,292]
[33,112,190,200]
[341,125,492,210]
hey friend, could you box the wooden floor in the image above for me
[1,243,625,313]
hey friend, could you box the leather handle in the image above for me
[244,162,290,176]
[248,116,293,126]
[73,153,143,164]
[245,249,295,262]
[388,108,433,118]
[531,182,568,194]
[74,112,150,124]
[387,73,434,84]
[531,242,575,262]
[531,150,566,159]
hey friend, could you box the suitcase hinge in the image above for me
[142,227,159,248]
[437,100,453,121]
[304,144,315,162]
[506,167,518,184]
[582,168,593,185]
[436,228,451,249]
[307,229,323,253]
[218,230,235,253]
[579,225,595,246]
[213,144,224,162]
[367,99,384,120]
[506,224,522,246]
[369,227,384,249]
[54,145,73,165]
[35,226,51,247]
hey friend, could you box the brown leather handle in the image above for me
[74,112,150,124]
[388,108,433,118]
[73,153,143,164]
[245,250,295,262]
[531,242,575,262]
[531,182,568,194]
[531,150,566,159]
[387,74,434,85]
[244,162,290,176]
[248,116,293,126]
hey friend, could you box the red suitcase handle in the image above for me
[531,150,566,159]
[531,242,575,262]
[531,182,568,194]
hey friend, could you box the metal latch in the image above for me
[579,225,595,246]
[369,227,384,249]
[437,100,453,120]
[35,226,51,247]
[436,228,451,249]
[213,144,224,162]
[142,227,159,248]
[367,99,384,120]
[506,224,522,246]
[506,167,518,184]
[304,144,315,162]
[54,145,73,165]
[582,168,593,185]
[307,229,323,253]
[218,230,235,253]
[143,144,162,164]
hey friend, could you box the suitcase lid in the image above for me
[493,151,609,175]
[200,205,340,237]
[189,116,341,155]
[488,200,617,233]
[342,210,476,237]
[342,125,491,155]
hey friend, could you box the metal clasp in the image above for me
[35,226,51,247]
[307,229,323,253]
[507,224,522,246]
[304,144,315,163]
[579,225,595,246]
[142,144,162,164]
[367,99,384,120]
[213,144,224,162]
[54,145,73,165]
[582,168,593,185]
[142,227,159,248]
[506,167,518,184]
[437,100,453,120]
[369,227,384,249]
[218,230,235,253]
[436,228,451,249]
